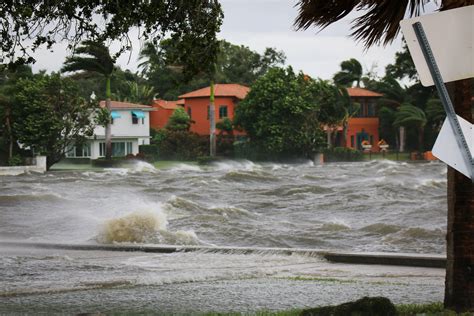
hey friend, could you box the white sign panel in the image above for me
[400,6,474,87]
[432,115,473,179]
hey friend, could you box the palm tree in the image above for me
[295,1,474,312]
[62,41,115,160]
[393,104,427,152]
[114,81,155,105]
[333,58,363,87]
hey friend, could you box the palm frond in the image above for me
[295,0,431,47]
[393,104,427,127]
[62,57,108,75]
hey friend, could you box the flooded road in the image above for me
[0,160,447,312]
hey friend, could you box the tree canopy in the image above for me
[0,0,223,74]
[234,67,327,158]
[11,73,96,169]
[139,39,286,100]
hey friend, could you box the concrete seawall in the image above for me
[0,156,47,176]
[0,241,446,268]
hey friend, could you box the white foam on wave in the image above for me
[166,163,202,172]
[211,159,259,172]
[130,161,158,173]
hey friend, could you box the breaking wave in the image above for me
[97,211,201,245]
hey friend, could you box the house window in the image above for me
[370,135,374,145]
[351,136,355,148]
[141,118,144,124]
[66,143,91,158]
[111,118,114,124]
[100,143,105,157]
[132,113,139,124]
[127,142,133,154]
[219,106,228,118]
[187,107,192,118]
[367,102,375,116]
[207,105,210,120]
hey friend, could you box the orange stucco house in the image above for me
[178,84,249,135]
[150,99,184,130]
[344,87,383,151]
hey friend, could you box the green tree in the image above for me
[234,67,325,158]
[166,108,191,131]
[393,104,427,152]
[385,42,419,81]
[114,81,155,105]
[0,65,33,163]
[139,40,286,100]
[333,58,363,87]
[295,2,473,311]
[0,1,223,69]
[11,73,95,169]
[62,41,115,160]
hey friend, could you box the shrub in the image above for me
[323,147,363,162]
[159,130,208,160]
[7,155,23,166]
[139,144,160,161]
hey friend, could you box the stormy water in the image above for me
[0,160,447,312]
[0,160,447,253]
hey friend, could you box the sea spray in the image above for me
[98,211,201,245]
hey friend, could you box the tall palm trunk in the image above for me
[105,76,112,160]
[342,120,348,147]
[444,78,474,312]
[5,104,13,159]
[326,128,332,148]
[209,81,216,157]
[398,126,405,152]
[418,125,424,152]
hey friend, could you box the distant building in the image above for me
[345,87,383,151]
[150,99,184,130]
[65,100,153,159]
[178,84,250,135]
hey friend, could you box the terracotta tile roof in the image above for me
[99,100,153,109]
[177,99,185,105]
[347,87,383,98]
[179,83,250,100]
[152,99,181,110]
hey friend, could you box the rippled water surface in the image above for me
[0,160,447,253]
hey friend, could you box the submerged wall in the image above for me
[0,156,47,176]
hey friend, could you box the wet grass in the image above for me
[201,302,474,316]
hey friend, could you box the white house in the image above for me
[66,101,153,159]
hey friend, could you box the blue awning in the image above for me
[131,110,145,119]
[111,111,121,119]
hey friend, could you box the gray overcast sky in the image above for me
[31,0,439,81]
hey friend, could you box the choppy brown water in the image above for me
[0,160,447,312]
[0,160,447,253]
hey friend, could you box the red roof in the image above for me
[347,87,383,98]
[179,84,250,100]
[152,99,181,110]
[99,100,153,109]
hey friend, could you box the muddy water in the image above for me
[0,160,447,312]
[0,160,447,253]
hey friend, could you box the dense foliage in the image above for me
[235,67,326,159]
[139,39,286,100]
[0,0,223,73]
[11,73,96,169]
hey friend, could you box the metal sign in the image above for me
[400,6,474,87]
[405,21,473,180]
[432,115,473,179]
